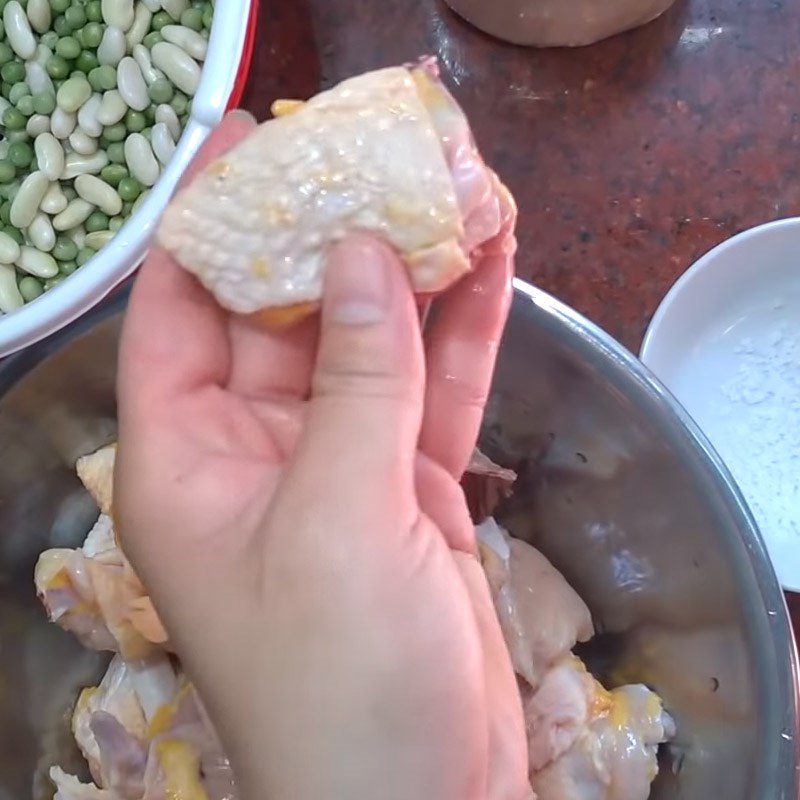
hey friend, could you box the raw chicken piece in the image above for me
[76,445,116,515]
[50,767,112,800]
[530,683,674,800]
[35,515,167,659]
[477,518,594,688]
[158,58,508,321]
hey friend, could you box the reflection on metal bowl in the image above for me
[0,280,796,799]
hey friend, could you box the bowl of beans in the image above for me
[0,0,256,356]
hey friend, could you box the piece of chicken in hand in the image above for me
[158,58,509,324]
[476,517,594,689]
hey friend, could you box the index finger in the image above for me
[118,112,258,412]
[419,180,516,479]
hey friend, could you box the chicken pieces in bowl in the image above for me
[34,446,673,800]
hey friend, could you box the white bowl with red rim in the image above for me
[0,0,260,357]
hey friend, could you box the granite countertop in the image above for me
[237,0,800,626]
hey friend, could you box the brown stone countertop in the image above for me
[237,0,800,628]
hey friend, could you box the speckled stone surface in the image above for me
[239,0,800,623]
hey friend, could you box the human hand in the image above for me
[115,112,530,800]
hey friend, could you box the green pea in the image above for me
[64,5,86,28]
[46,55,70,80]
[144,103,156,123]
[102,123,126,142]
[16,95,34,117]
[56,36,81,59]
[73,26,85,47]
[151,10,171,29]
[117,176,141,202]
[62,185,77,200]
[107,142,125,164]
[0,161,14,184]
[85,0,101,20]
[8,141,33,168]
[180,7,203,30]
[140,125,151,141]
[0,200,10,222]
[84,210,109,232]
[121,200,133,216]
[41,30,59,49]
[50,0,70,12]
[0,19,4,39]
[1,61,25,84]
[147,78,173,105]
[125,109,146,132]
[81,21,103,47]
[76,246,95,266]
[3,225,23,244]
[202,5,212,28]
[59,259,77,275]
[53,14,71,35]
[76,50,99,73]
[100,163,127,185]
[108,215,124,231]
[142,31,162,48]
[6,129,30,144]
[171,91,188,116]
[53,236,78,261]
[88,64,115,91]
[0,43,13,65]
[8,81,29,104]
[2,107,25,131]
[1,82,11,99]
[43,276,64,290]
[18,275,43,301]
[32,90,56,115]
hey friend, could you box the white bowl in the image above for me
[641,218,800,591]
[0,0,257,357]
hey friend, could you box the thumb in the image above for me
[292,234,424,504]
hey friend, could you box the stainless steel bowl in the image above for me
[0,282,797,799]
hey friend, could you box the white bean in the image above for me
[70,128,99,155]
[69,224,86,248]
[50,107,77,139]
[97,25,126,67]
[16,246,58,278]
[97,89,127,126]
[150,41,199,96]
[10,171,49,228]
[160,0,187,19]
[62,150,109,179]
[3,1,36,60]
[53,199,95,231]
[34,133,65,181]
[26,113,50,137]
[85,230,114,249]
[125,3,152,51]
[40,182,68,214]
[75,174,122,216]
[150,122,175,166]
[24,60,54,96]
[155,103,180,141]
[77,93,103,137]
[28,212,56,252]
[0,231,21,264]
[0,264,24,313]
[102,0,134,31]
[117,57,149,111]
[161,24,207,61]
[141,0,160,10]
[26,0,51,34]
[34,42,51,64]
[124,133,160,187]
[131,188,149,214]
[132,43,165,85]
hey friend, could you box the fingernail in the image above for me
[325,236,391,325]
[225,108,257,125]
